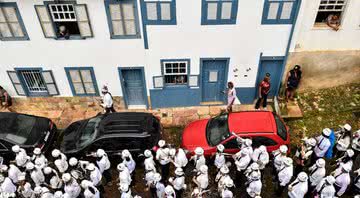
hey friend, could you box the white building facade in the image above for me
[0,0,301,109]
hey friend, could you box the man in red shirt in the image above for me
[255,73,271,110]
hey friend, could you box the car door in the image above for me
[252,136,278,151]
[222,137,240,154]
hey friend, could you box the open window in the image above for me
[314,0,347,26]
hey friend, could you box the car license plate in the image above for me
[44,131,50,142]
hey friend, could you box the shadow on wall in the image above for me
[283,50,360,91]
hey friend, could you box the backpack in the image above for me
[325,130,335,159]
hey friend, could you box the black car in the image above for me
[0,112,58,156]
[59,112,162,156]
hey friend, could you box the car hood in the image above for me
[60,121,85,153]
[181,119,210,151]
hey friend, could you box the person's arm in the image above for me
[3,92,8,104]
[258,84,262,98]
[285,72,290,86]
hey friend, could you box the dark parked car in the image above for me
[0,112,57,156]
[59,112,162,157]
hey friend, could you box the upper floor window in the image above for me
[201,0,239,25]
[0,2,29,41]
[104,0,141,39]
[35,2,93,39]
[261,0,298,24]
[65,67,99,96]
[142,0,176,25]
[314,0,346,26]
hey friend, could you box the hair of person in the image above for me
[228,82,234,88]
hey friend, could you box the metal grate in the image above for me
[318,0,346,12]
[48,4,77,22]
[19,70,47,93]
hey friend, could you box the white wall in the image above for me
[290,0,360,52]
[0,0,292,97]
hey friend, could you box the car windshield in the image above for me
[5,115,36,144]
[273,113,287,141]
[206,114,230,146]
[77,117,101,148]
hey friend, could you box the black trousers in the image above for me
[175,189,183,198]
[255,93,268,109]
[150,186,157,198]
[160,163,170,183]
[276,183,286,197]
[103,169,112,184]
[105,106,116,113]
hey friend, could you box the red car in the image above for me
[181,111,290,156]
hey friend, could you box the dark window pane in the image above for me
[63,5,68,11]
[51,5,57,11]
[180,68,186,73]
[57,5,63,11]
[173,68,179,73]
[165,69,172,73]
[165,63,172,69]
[65,13,70,19]
[54,13,59,19]
[70,13,76,19]
[59,13,64,19]
[252,136,277,147]
[69,5,74,11]
[326,5,334,9]
[335,5,343,9]
[180,63,186,68]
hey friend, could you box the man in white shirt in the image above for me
[81,180,100,198]
[86,163,103,194]
[62,173,81,198]
[309,158,326,191]
[11,145,29,169]
[313,128,332,162]
[214,144,226,170]
[315,176,336,198]
[193,165,209,191]
[169,167,186,198]
[246,171,262,197]
[276,157,293,196]
[288,172,308,198]
[333,163,351,197]
[233,148,251,186]
[101,85,116,113]
[156,140,171,182]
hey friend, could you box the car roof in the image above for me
[228,111,277,134]
[98,112,154,136]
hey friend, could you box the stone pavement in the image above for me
[0,97,273,129]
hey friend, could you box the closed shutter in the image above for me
[42,70,59,96]
[122,2,136,35]
[221,2,232,20]
[109,4,124,35]
[267,2,279,20]
[160,3,171,20]
[35,5,56,38]
[0,8,12,38]
[75,4,93,38]
[7,71,26,96]
[146,2,158,20]
[280,2,293,19]
[207,2,218,20]
[80,70,96,94]
[153,76,164,88]
[69,70,85,94]
[2,7,24,37]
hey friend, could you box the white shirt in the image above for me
[89,167,102,186]
[217,174,231,191]
[54,157,68,173]
[196,173,209,190]
[221,189,233,198]
[246,179,262,198]
[64,179,81,198]
[124,158,136,174]
[274,154,286,171]
[8,164,21,184]
[31,168,45,186]
[33,155,48,170]
[316,179,336,198]
[15,149,29,167]
[172,176,185,190]
[309,165,326,187]
[102,93,113,108]
[49,171,62,189]
[314,136,331,158]
[41,192,54,198]
[119,168,132,186]
[334,172,350,196]
[195,156,206,171]
[174,149,188,168]
[156,182,165,198]
[278,166,293,186]
[18,182,33,198]
[288,180,308,198]
[1,177,16,194]
[234,154,251,171]
[352,137,360,151]
[336,135,350,151]
[214,153,226,169]
[84,185,100,198]
[252,149,269,170]
[97,155,111,173]
[156,148,170,165]
[144,157,156,172]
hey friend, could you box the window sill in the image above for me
[55,35,86,40]
[312,24,342,31]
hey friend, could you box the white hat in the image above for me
[224,177,234,188]
[96,149,105,157]
[316,158,326,168]
[34,186,42,194]
[241,148,249,155]
[297,172,308,182]
[199,165,208,174]
[279,145,288,154]
[52,149,61,158]
[54,191,63,198]
[122,149,131,158]
[81,180,91,189]
[306,138,317,147]
[26,162,34,170]
[43,167,52,175]
[217,144,225,152]
[342,163,352,172]
[144,150,152,158]
[119,183,129,192]
[250,163,260,170]
[175,168,184,176]
[250,171,260,180]
[165,185,174,194]
[344,124,352,131]
[154,173,162,182]
[33,148,41,155]
[220,165,229,174]
[325,176,336,184]
[346,149,354,157]
[169,149,176,157]
[284,157,293,166]
[69,157,78,167]
[259,145,267,152]
[0,165,8,172]
[86,163,96,171]
[117,163,126,171]
[17,173,26,181]
[12,145,20,153]
[245,139,252,147]
[322,128,331,137]
[194,147,204,155]
[41,187,50,193]
[158,140,166,148]
[62,173,72,182]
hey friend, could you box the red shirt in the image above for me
[260,80,271,95]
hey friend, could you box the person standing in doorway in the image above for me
[285,65,302,102]
[226,82,240,113]
[255,73,271,110]
[100,85,116,113]
[0,86,12,109]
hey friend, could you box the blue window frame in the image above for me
[104,0,141,39]
[65,67,99,96]
[141,0,176,25]
[201,0,239,25]
[261,0,298,24]
[0,2,29,41]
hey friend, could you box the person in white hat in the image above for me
[164,185,176,198]
[246,171,262,198]
[313,128,332,161]
[309,158,326,191]
[169,167,186,198]
[288,172,308,198]
[215,165,231,193]
[245,163,261,181]
[156,140,171,181]
[122,149,136,175]
[43,166,62,190]
[81,179,100,198]
[94,149,111,185]
[294,137,316,175]
[17,172,33,198]
[40,186,53,198]
[221,177,234,198]
[173,148,188,168]
[54,191,64,198]
[119,182,132,198]
[32,147,48,170]
[334,123,352,158]
[190,147,206,172]
[276,157,293,196]
[236,137,254,156]
[144,149,156,173]
[273,145,288,173]
[315,175,336,198]
[26,162,45,186]
[52,149,68,174]
[145,171,157,197]
[68,157,89,180]
[191,187,210,198]
[62,173,81,198]
[11,145,29,168]
[335,149,354,170]
[0,168,16,195]
[7,163,21,184]
[154,172,165,198]
[86,163,103,193]
[332,163,351,197]
[214,144,226,169]
[233,148,251,185]
[117,163,132,189]
[193,165,209,191]
[252,145,269,171]
[100,85,116,113]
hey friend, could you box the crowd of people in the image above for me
[0,123,359,198]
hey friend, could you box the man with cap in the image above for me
[236,137,254,156]
[86,163,104,194]
[54,191,64,198]
[26,162,45,186]
[313,128,332,162]
[7,163,21,184]
[294,137,316,175]
[81,179,100,198]
[62,173,81,198]
[315,176,336,198]
[246,171,262,198]
[94,149,111,185]
[288,172,308,198]
[252,145,269,172]
[0,166,16,195]
[117,163,132,189]
[52,149,68,174]
[154,173,165,198]
[164,185,176,198]
[190,147,206,172]
[273,145,288,174]
[334,123,352,158]
[233,148,251,185]
[32,148,48,170]
[214,144,226,170]
[11,145,29,169]
[40,187,54,198]
[144,149,157,173]
[193,165,209,191]
[156,140,171,181]
[332,163,351,197]
[335,149,354,170]
[173,148,188,168]
[215,165,231,193]
[245,163,261,181]
[119,182,132,198]
[43,166,62,190]
[308,158,326,192]
[221,177,234,198]
[122,149,136,175]
[169,167,186,198]
[276,157,293,196]
[68,157,89,180]
[100,85,116,113]
[17,172,33,198]
[352,129,360,160]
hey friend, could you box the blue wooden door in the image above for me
[120,69,146,107]
[201,60,227,102]
[256,59,283,97]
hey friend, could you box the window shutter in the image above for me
[160,3,171,20]
[153,76,164,88]
[42,70,59,96]
[69,70,85,94]
[75,4,93,38]
[0,8,13,38]
[280,2,293,19]
[80,70,96,94]
[267,2,279,20]
[221,2,232,20]
[207,2,218,20]
[146,2,158,20]
[3,7,24,37]
[35,5,56,38]
[109,4,124,36]
[122,3,136,35]
[7,71,26,96]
